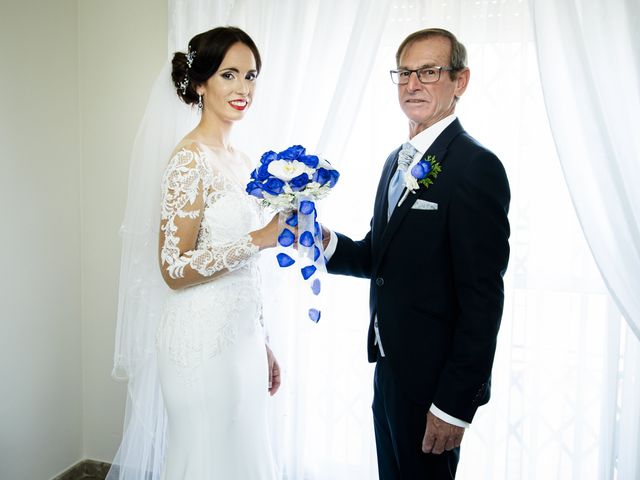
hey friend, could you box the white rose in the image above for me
[263,192,295,210]
[404,170,419,192]
[267,160,308,181]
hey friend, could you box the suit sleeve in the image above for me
[326,225,373,279]
[433,151,510,423]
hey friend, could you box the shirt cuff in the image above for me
[324,230,338,260]
[429,404,470,428]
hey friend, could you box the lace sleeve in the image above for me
[158,146,259,289]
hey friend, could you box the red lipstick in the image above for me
[228,99,248,111]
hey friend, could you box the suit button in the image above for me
[375,277,384,287]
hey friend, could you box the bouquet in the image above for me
[246,145,339,210]
[246,145,340,322]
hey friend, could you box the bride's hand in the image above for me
[250,214,281,250]
[250,213,297,250]
[266,345,281,396]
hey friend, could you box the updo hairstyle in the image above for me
[172,26,262,105]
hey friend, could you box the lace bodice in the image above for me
[156,143,265,369]
[159,145,259,283]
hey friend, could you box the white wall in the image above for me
[78,0,167,462]
[1,0,166,476]
[0,1,83,479]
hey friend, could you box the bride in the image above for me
[108,26,281,479]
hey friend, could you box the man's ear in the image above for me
[454,68,470,99]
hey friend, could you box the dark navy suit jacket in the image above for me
[327,119,510,423]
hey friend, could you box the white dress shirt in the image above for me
[324,114,469,428]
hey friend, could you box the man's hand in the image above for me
[266,345,281,396]
[422,411,464,454]
[320,224,331,249]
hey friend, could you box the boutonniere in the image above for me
[398,155,442,206]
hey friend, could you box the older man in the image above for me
[324,28,510,479]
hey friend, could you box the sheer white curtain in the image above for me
[530,0,640,342]
[530,1,640,477]
[156,1,639,478]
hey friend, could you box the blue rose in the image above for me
[278,145,306,160]
[260,150,278,164]
[313,167,331,186]
[262,177,285,195]
[328,169,340,187]
[411,160,431,180]
[314,168,340,187]
[290,173,310,191]
[246,181,264,198]
[254,163,271,181]
[300,154,319,168]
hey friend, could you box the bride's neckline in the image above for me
[182,137,236,155]
[178,139,249,187]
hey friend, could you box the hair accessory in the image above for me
[186,49,196,68]
[179,77,189,95]
[179,48,197,95]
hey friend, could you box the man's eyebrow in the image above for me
[397,63,437,70]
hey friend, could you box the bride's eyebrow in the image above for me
[219,67,257,74]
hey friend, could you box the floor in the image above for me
[52,460,111,480]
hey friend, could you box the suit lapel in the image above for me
[374,119,465,269]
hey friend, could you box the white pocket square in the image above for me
[411,199,438,210]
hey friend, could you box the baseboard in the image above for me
[52,459,111,480]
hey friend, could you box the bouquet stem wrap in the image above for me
[276,197,326,322]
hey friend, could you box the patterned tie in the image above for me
[387,142,418,220]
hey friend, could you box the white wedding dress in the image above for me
[155,141,276,479]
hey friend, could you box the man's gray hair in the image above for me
[396,28,467,80]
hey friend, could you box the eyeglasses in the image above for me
[389,66,455,85]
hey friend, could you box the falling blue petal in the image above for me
[300,231,314,247]
[301,265,317,280]
[313,246,321,261]
[286,213,298,227]
[299,200,315,216]
[278,228,295,247]
[308,308,321,323]
[311,278,321,295]
[276,253,295,267]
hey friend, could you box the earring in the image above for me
[198,94,203,110]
